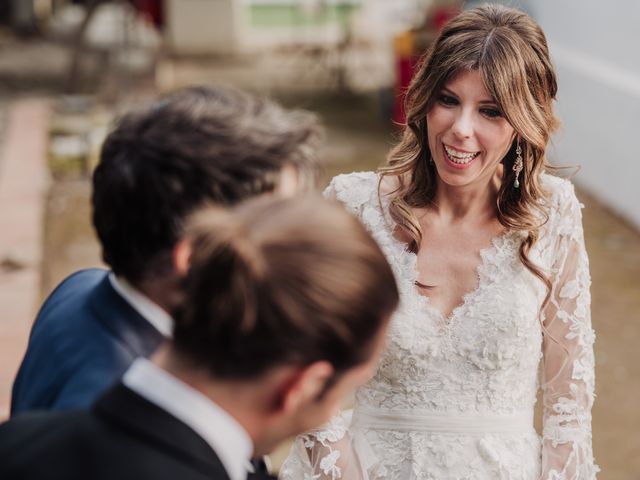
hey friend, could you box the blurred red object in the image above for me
[393,31,417,126]
[134,0,163,27]
[430,6,462,30]
[392,5,462,125]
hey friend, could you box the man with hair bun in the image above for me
[11,86,322,414]
[0,196,399,480]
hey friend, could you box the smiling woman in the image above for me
[281,4,598,480]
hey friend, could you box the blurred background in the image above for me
[0,0,638,478]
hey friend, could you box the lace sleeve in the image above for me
[279,411,379,480]
[540,183,598,479]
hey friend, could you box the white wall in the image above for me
[164,0,246,54]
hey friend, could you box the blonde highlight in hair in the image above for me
[379,4,560,311]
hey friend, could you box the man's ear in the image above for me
[276,164,301,197]
[278,361,334,414]
[173,238,192,276]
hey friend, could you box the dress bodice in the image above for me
[331,172,546,415]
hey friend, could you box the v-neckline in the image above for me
[413,231,512,327]
[373,173,515,330]
[387,217,513,329]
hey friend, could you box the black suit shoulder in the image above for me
[0,386,231,480]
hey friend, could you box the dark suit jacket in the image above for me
[0,383,232,480]
[11,268,165,414]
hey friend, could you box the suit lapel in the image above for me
[88,275,164,357]
[95,384,231,479]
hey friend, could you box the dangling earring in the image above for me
[513,140,523,189]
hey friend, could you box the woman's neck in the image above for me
[431,170,502,222]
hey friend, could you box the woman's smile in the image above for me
[443,144,481,168]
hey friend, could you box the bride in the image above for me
[280,5,597,480]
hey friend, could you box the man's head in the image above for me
[169,195,399,454]
[92,86,321,286]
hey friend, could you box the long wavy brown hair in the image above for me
[379,4,560,308]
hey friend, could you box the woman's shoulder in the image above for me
[539,172,584,233]
[540,171,580,213]
[323,171,379,207]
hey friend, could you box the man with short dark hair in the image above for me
[11,86,321,414]
[0,196,399,480]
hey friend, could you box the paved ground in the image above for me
[0,100,50,417]
[0,38,638,478]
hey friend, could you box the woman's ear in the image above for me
[173,238,192,276]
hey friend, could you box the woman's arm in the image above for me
[540,184,598,479]
[279,412,373,480]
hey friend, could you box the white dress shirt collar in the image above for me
[108,273,173,338]
[123,358,253,480]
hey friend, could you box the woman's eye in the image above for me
[481,108,503,118]
[438,94,458,106]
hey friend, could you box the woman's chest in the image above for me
[413,240,492,321]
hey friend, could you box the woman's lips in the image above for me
[442,144,480,169]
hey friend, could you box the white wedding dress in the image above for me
[280,171,597,480]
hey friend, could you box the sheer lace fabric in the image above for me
[279,172,597,480]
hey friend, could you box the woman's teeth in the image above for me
[444,145,479,164]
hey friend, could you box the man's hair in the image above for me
[172,195,399,380]
[92,86,321,284]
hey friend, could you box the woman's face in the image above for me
[426,69,515,189]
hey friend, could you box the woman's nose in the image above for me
[451,110,474,139]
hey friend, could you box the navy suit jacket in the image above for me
[11,268,165,415]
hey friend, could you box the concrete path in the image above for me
[0,99,49,419]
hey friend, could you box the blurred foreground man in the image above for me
[11,86,321,414]
[0,196,399,480]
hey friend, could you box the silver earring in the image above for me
[513,141,523,189]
